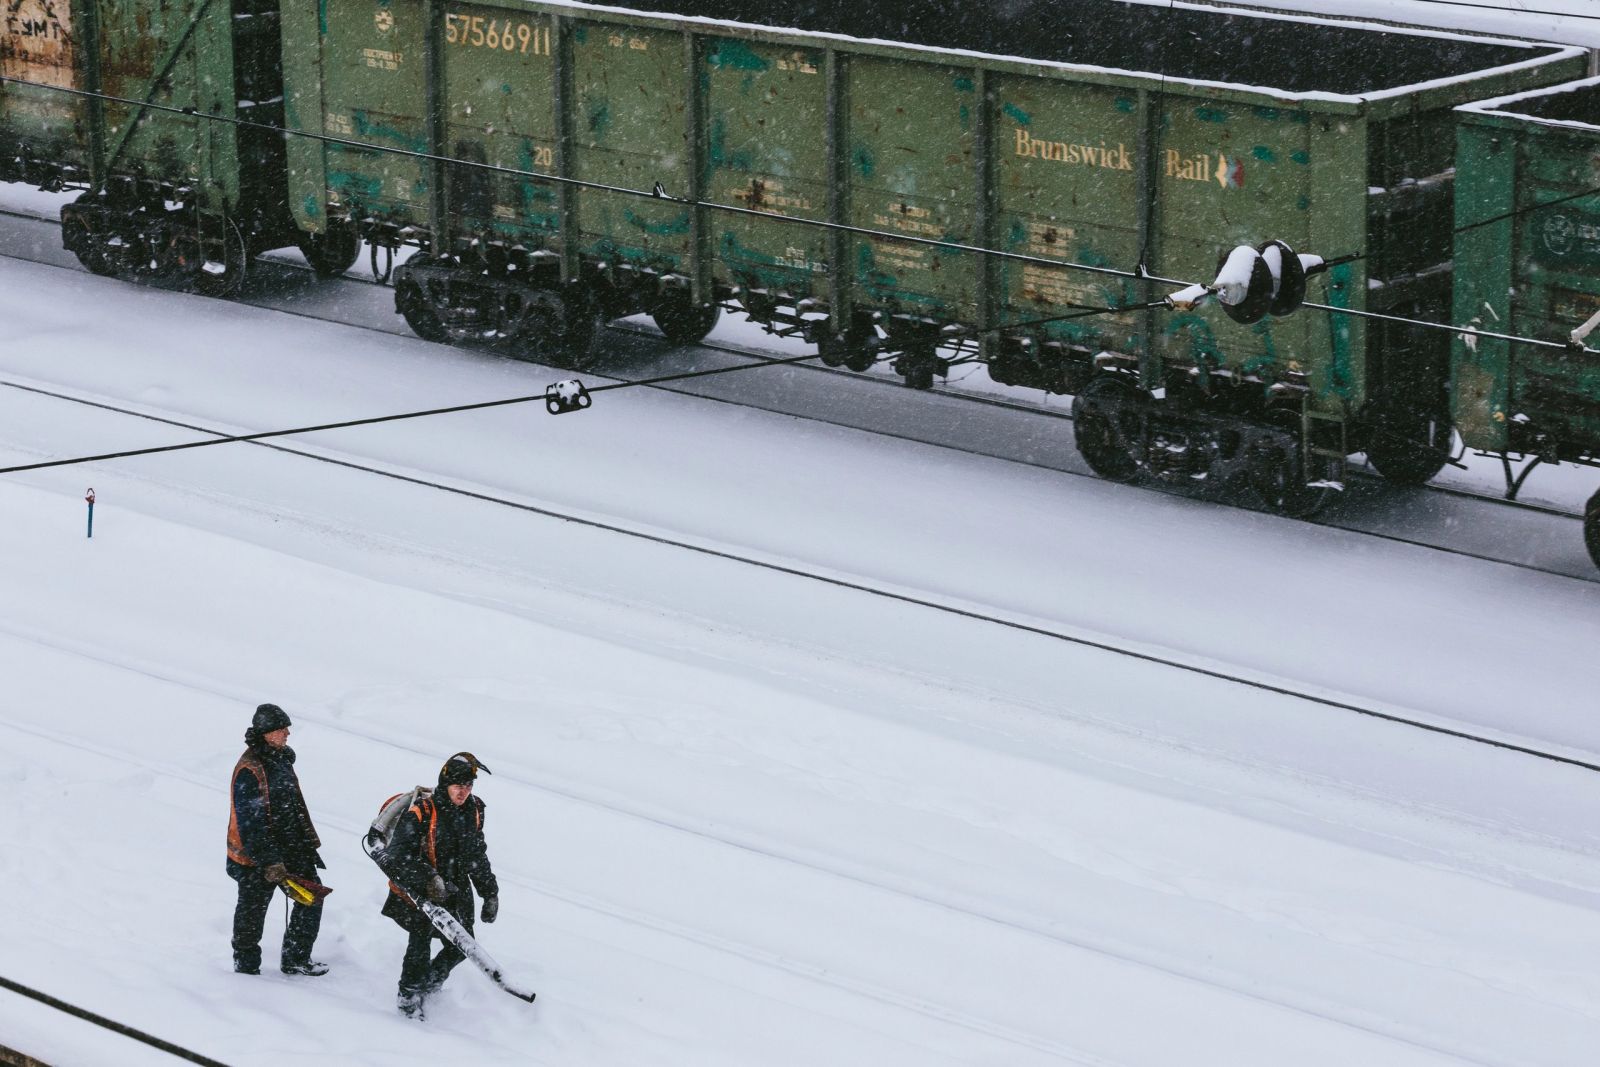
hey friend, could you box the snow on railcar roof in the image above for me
[524,0,1581,104]
[1460,75,1600,135]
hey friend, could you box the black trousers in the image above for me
[399,908,471,997]
[228,860,322,970]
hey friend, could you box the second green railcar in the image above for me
[1454,76,1600,565]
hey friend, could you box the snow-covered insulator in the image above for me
[545,378,592,415]
[1165,240,1331,323]
[1214,245,1275,325]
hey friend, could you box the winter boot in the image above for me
[281,960,330,977]
[234,960,260,975]
[398,991,426,1020]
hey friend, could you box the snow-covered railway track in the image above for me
[0,206,1587,539]
[0,973,228,1067]
[3,373,1595,780]
[0,626,1526,1067]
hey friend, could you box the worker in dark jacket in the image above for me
[380,752,499,1019]
[226,703,328,976]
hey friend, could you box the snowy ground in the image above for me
[4,4,1600,1063]
[1,250,1598,1066]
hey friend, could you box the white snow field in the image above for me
[0,249,1598,1067]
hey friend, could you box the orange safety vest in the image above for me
[388,795,483,906]
[225,752,269,867]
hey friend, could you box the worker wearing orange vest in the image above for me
[226,703,327,976]
[379,752,499,1019]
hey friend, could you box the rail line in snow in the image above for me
[0,202,1585,534]
[0,972,230,1067]
[0,234,1593,592]
[0,624,1513,1067]
[2,373,1596,780]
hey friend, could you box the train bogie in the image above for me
[1,0,301,289]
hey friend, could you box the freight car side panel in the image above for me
[702,37,829,298]
[90,0,244,208]
[319,0,431,224]
[1455,85,1600,459]
[992,77,1143,353]
[570,20,691,270]
[1509,125,1600,450]
[1451,121,1515,451]
[0,0,87,178]
[1155,97,1335,400]
[1303,113,1369,411]
[846,56,977,321]
[440,3,558,241]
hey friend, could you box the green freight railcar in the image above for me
[280,0,1581,510]
[0,0,354,289]
[1454,77,1600,567]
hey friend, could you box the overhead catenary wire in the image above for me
[0,295,1173,476]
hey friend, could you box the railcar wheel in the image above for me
[1248,438,1334,518]
[296,222,361,277]
[62,214,119,278]
[396,274,448,343]
[1071,375,1144,483]
[895,345,939,390]
[193,219,249,298]
[817,317,875,371]
[1585,487,1600,570]
[514,289,599,369]
[1365,405,1451,486]
[650,295,720,345]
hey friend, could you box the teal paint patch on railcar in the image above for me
[587,102,611,137]
[573,26,587,43]
[1252,146,1277,163]
[1326,261,1355,398]
[1297,195,1311,211]
[351,111,427,153]
[623,207,691,236]
[318,0,328,35]
[852,144,875,178]
[329,169,383,200]
[1002,102,1030,126]
[1195,106,1228,124]
[1116,97,1135,113]
[302,195,320,219]
[707,40,770,72]
[1162,313,1223,365]
[953,76,974,92]
[1290,150,1311,165]
[1252,107,1280,121]
[708,119,754,171]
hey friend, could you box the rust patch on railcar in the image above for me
[2,0,77,88]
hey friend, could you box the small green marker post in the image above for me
[86,488,95,539]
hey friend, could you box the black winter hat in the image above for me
[252,703,292,733]
[438,751,492,788]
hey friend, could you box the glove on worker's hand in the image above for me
[426,874,449,904]
[262,863,288,885]
[481,895,499,923]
